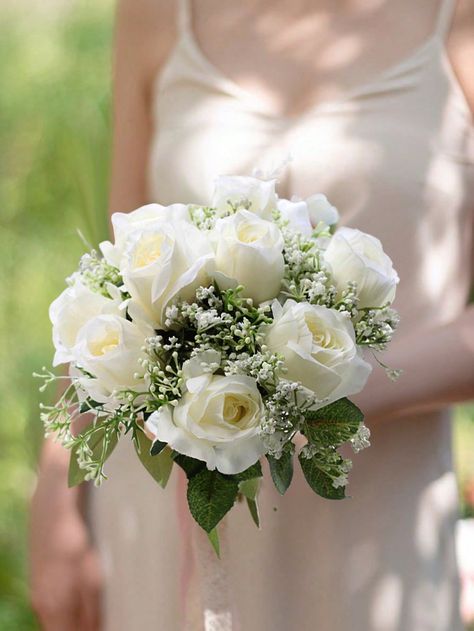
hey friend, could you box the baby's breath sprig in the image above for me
[34,369,82,443]
[332,281,360,318]
[189,205,219,230]
[259,380,324,458]
[223,349,285,391]
[77,250,123,298]
[279,222,338,307]
[141,335,184,411]
[33,367,72,393]
[164,284,273,358]
[350,424,372,453]
[355,305,400,349]
[66,413,125,485]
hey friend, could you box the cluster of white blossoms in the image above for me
[39,173,400,536]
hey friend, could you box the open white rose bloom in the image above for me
[37,173,400,550]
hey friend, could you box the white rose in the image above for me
[120,215,214,328]
[212,175,277,219]
[146,371,265,475]
[49,277,120,366]
[212,209,284,304]
[99,203,191,267]
[72,314,151,404]
[306,194,339,227]
[265,300,372,403]
[324,227,399,308]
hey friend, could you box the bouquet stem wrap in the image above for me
[193,521,235,631]
[179,469,236,630]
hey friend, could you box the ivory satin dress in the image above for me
[90,0,474,629]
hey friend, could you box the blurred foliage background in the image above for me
[0,1,472,629]
[0,1,113,627]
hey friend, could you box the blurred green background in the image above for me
[0,1,113,627]
[0,1,472,629]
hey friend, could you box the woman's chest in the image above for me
[148,77,473,219]
[147,74,473,323]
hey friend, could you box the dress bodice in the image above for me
[147,0,473,333]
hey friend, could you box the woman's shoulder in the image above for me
[448,0,474,115]
[115,0,178,85]
[116,0,177,30]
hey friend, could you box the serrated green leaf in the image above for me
[267,450,294,495]
[68,424,118,487]
[187,469,239,532]
[304,397,363,423]
[135,430,173,488]
[304,398,363,446]
[298,452,346,500]
[234,460,262,482]
[207,528,220,557]
[172,453,206,478]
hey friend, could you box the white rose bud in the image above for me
[120,215,214,328]
[306,194,339,227]
[212,209,284,304]
[72,314,151,404]
[265,300,372,403]
[277,198,313,236]
[276,194,338,235]
[49,276,119,366]
[324,227,399,308]
[212,175,277,219]
[146,373,265,475]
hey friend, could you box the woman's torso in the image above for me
[91,1,473,629]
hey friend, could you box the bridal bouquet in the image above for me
[37,174,399,552]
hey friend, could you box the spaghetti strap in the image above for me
[435,0,457,39]
[177,0,191,34]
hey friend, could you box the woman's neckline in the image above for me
[179,23,441,123]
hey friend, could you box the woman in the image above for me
[30,0,474,629]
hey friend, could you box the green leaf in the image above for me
[239,477,260,500]
[172,453,206,478]
[240,478,261,528]
[245,497,260,528]
[134,430,173,489]
[150,439,167,456]
[68,424,119,487]
[207,528,220,557]
[303,398,363,446]
[267,450,294,495]
[298,451,346,500]
[187,469,239,532]
[234,460,262,482]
